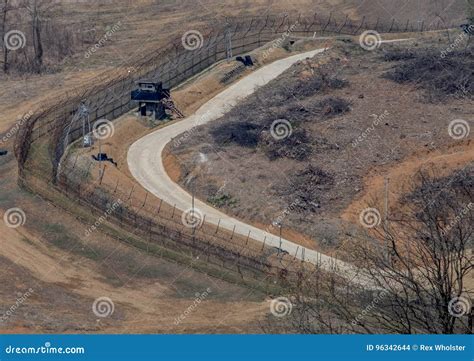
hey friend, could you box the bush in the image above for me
[318,97,351,117]
[207,193,239,208]
[276,165,334,213]
[210,121,261,147]
[382,49,417,62]
[263,128,313,161]
[384,48,473,99]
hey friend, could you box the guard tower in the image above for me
[131,81,170,120]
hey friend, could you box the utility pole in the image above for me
[98,135,103,183]
[79,102,90,148]
[192,180,196,236]
[384,177,390,263]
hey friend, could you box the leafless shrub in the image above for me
[384,47,473,100]
[210,120,261,147]
[266,167,473,334]
[262,128,312,161]
[274,165,334,213]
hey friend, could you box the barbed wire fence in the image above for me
[13,12,451,287]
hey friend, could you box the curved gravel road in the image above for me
[128,48,363,279]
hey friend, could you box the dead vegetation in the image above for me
[209,64,351,161]
[383,47,474,100]
[266,168,473,334]
[275,165,334,213]
[261,128,313,161]
[404,164,474,224]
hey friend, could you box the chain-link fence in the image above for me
[14,12,449,286]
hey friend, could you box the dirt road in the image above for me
[127,48,367,277]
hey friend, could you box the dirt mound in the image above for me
[405,165,474,209]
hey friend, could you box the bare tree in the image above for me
[267,167,473,334]
[0,0,11,73]
[21,0,57,73]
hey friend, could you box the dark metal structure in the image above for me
[131,81,170,120]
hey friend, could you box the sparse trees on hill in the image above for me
[0,0,90,74]
[267,168,473,334]
[0,0,11,73]
[21,0,57,72]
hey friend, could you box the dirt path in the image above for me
[127,48,367,278]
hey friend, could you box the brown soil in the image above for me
[1,1,470,334]
[169,38,473,254]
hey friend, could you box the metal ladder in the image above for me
[162,97,185,118]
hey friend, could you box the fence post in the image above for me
[230,225,236,240]
[215,219,221,234]
[338,15,349,34]
[128,185,135,201]
[373,17,379,33]
[354,16,365,35]
[171,204,176,218]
